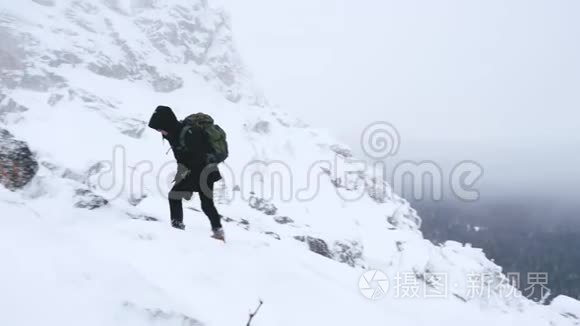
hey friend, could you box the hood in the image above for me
[148,105,180,134]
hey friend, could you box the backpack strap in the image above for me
[178,124,191,151]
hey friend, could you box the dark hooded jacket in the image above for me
[148,105,221,191]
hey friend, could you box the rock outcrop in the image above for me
[0,128,38,190]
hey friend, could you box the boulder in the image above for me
[74,189,109,210]
[0,128,38,190]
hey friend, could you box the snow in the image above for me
[551,296,580,319]
[0,190,576,326]
[0,189,574,326]
[0,1,578,325]
[0,191,385,326]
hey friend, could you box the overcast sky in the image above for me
[219,0,580,200]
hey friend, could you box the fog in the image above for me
[220,0,580,202]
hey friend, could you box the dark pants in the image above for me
[168,173,222,230]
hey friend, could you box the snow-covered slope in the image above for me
[0,1,578,325]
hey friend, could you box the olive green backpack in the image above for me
[179,112,228,163]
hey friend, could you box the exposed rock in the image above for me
[273,215,294,225]
[276,117,290,127]
[221,215,234,223]
[294,235,305,242]
[122,301,203,326]
[263,231,280,240]
[40,161,59,172]
[248,195,277,215]
[320,166,365,193]
[87,62,130,80]
[330,144,353,158]
[307,237,332,259]
[74,189,109,209]
[294,236,364,267]
[127,212,158,222]
[237,218,250,230]
[0,128,38,190]
[387,205,422,230]
[332,240,364,267]
[366,176,394,203]
[396,241,404,252]
[2,0,259,104]
[87,161,107,180]
[294,235,332,259]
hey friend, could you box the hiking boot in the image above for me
[171,221,185,230]
[211,227,225,241]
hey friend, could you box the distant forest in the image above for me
[411,195,580,303]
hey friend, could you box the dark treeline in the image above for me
[411,195,580,303]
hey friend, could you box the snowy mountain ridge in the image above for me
[0,1,579,325]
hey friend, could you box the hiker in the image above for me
[148,105,227,240]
